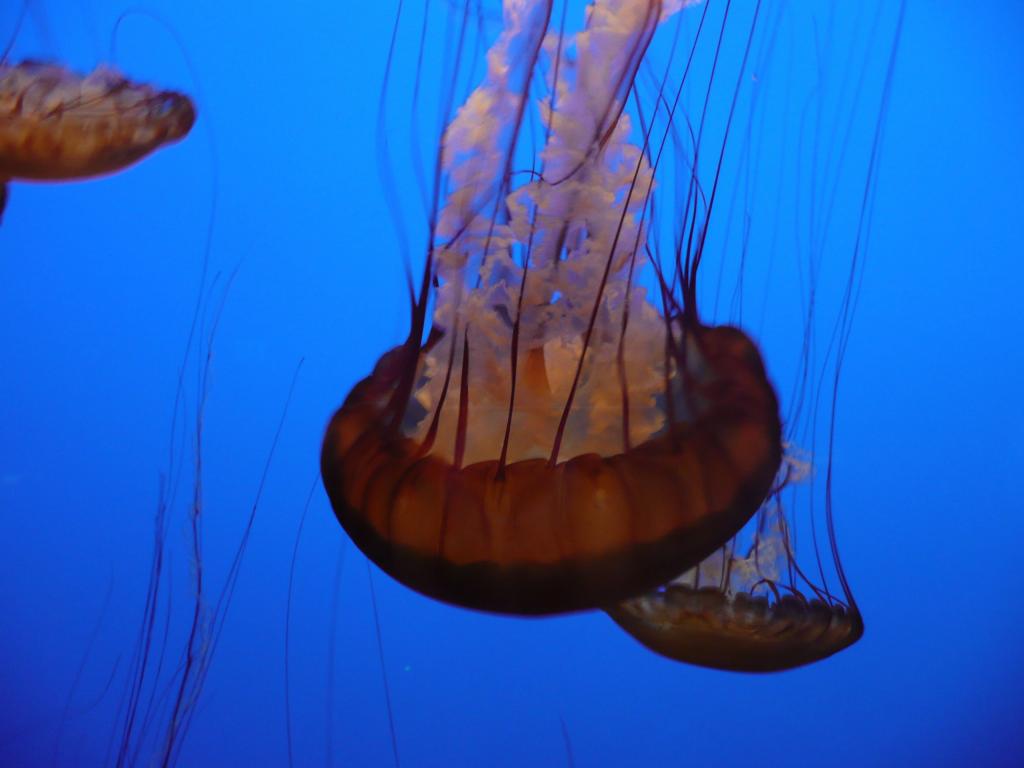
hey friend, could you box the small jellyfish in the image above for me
[0,60,195,220]
[605,497,864,672]
[321,0,782,615]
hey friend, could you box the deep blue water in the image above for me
[1,2,1022,766]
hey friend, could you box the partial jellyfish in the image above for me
[599,0,905,670]
[321,0,786,615]
[0,60,195,221]
[605,493,864,672]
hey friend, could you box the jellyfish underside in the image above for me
[322,322,782,615]
[606,585,863,672]
[605,505,863,671]
[0,60,195,220]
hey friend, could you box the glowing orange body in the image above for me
[321,326,781,615]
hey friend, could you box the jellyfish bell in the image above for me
[0,60,195,219]
[605,501,864,672]
[0,61,196,181]
[606,581,863,673]
[322,324,781,616]
[321,0,782,615]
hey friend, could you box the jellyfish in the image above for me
[605,494,864,672]
[321,0,784,615]
[597,0,905,670]
[0,60,195,221]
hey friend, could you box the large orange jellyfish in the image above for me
[322,0,783,615]
[0,60,195,220]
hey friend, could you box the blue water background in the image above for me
[1,1,1022,766]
